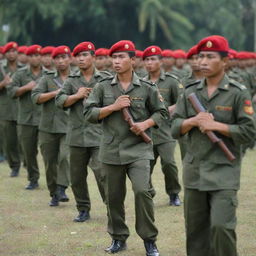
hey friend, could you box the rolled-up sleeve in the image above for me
[55,79,71,109]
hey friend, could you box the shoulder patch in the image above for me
[229,79,247,90]
[185,80,201,89]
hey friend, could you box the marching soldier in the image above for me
[31,46,71,206]
[55,42,109,222]
[7,45,43,189]
[143,45,182,206]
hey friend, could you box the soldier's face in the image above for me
[41,54,53,68]
[95,56,107,70]
[111,52,134,74]
[29,53,41,67]
[188,54,200,71]
[18,53,28,64]
[144,55,161,73]
[76,51,94,70]
[162,57,175,68]
[198,51,227,78]
[54,54,71,71]
[5,48,18,62]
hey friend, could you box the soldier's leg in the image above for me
[158,141,181,195]
[128,159,158,241]
[57,134,70,188]
[19,125,39,183]
[3,120,21,171]
[0,120,5,162]
[102,163,129,242]
[70,146,90,212]
[39,131,59,197]
[210,190,238,256]
[184,188,211,256]
[88,147,105,203]
[148,145,159,197]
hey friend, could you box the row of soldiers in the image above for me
[0,37,256,256]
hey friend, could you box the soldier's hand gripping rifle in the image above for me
[122,107,152,144]
[188,92,236,161]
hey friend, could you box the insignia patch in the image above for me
[206,41,213,48]
[244,100,252,106]
[224,84,229,89]
[215,105,232,111]
[151,47,156,53]
[178,83,184,89]
[244,106,254,115]
[125,44,129,49]
[130,97,143,101]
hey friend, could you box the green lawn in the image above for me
[0,147,255,256]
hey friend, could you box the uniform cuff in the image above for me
[228,124,241,145]
[55,95,68,109]
[171,118,184,139]
[87,107,102,123]
[31,94,41,105]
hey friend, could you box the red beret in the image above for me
[0,46,3,54]
[186,45,198,59]
[161,49,175,58]
[73,42,95,57]
[135,50,143,58]
[52,45,71,58]
[41,46,55,55]
[95,48,108,56]
[26,45,42,55]
[228,49,238,59]
[18,46,28,54]
[173,49,186,59]
[197,35,229,53]
[143,46,162,60]
[3,41,18,54]
[236,51,249,60]
[109,40,135,56]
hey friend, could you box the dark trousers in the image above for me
[150,141,181,195]
[39,132,70,197]
[103,160,158,242]
[184,188,238,256]
[18,125,39,183]
[70,146,105,212]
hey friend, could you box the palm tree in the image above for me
[138,0,194,43]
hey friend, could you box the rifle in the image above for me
[122,107,152,144]
[188,92,236,161]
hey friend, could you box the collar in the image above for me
[111,72,142,86]
[197,74,230,91]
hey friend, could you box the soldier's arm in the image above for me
[31,76,58,104]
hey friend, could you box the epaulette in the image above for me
[45,70,56,75]
[98,75,114,83]
[185,80,201,89]
[229,79,247,90]
[165,72,179,81]
[139,77,154,86]
[68,70,80,77]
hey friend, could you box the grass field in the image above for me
[0,146,255,256]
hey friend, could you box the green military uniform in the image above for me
[144,70,181,198]
[171,66,189,80]
[134,67,148,78]
[31,70,70,197]
[179,71,202,160]
[84,72,169,242]
[0,63,23,171]
[171,75,256,256]
[7,66,43,184]
[55,68,109,213]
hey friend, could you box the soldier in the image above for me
[55,42,109,222]
[161,49,176,73]
[17,46,28,66]
[95,48,108,71]
[0,42,23,175]
[171,35,256,256]
[84,40,168,256]
[133,50,147,78]
[172,49,190,79]
[41,46,55,72]
[31,46,71,206]
[7,45,43,189]
[143,45,182,206]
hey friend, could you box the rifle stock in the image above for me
[188,92,236,161]
[122,107,152,144]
